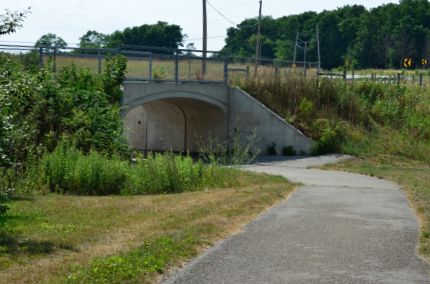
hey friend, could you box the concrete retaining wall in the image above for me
[228,87,313,155]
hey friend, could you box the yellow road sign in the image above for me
[403,58,412,68]
[422,58,428,65]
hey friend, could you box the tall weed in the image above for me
[242,77,430,157]
[37,145,128,195]
[31,146,240,196]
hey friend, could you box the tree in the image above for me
[0,8,30,36]
[274,39,295,61]
[105,21,184,52]
[185,42,197,56]
[79,30,107,49]
[35,33,67,51]
[221,1,430,69]
[0,7,30,216]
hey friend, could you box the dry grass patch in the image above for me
[0,172,293,283]
[49,54,317,84]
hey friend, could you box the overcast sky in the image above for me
[1,0,397,50]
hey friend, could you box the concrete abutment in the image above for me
[122,82,313,155]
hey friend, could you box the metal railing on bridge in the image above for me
[0,44,320,84]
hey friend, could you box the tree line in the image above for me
[34,21,184,53]
[222,0,430,69]
[31,0,430,69]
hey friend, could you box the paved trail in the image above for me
[164,155,430,283]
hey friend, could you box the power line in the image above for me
[206,0,237,26]
[30,10,201,19]
[202,0,208,78]
[206,1,259,29]
[183,35,225,42]
[29,4,257,21]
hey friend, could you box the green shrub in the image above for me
[127,154,240,194]
[153,67,166,80]
[0,54,128,170]
[0,168,15,215]
[126,154,204,194]
[312,120,347,155]
[67,235,196,283]
[282,146,297,156]
[31,145,240,196]
[38,145,128,195]
[198,130,259,165]
[243,77,430,160]
[298,97,314,121]
[0,185,9,215]
[266,142,277,156]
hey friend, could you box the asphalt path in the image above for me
[163,155,430,284]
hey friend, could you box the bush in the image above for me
[127,154,204,194]
[127,154,240,194]
[311,120,347,155]
[0,168,14,215]
[0,54,129,170]
[266,142,277,156]
[0,187,9,214]
[37,145,128,195]
[198,129,259,165]
[152,67,166,80]
[31,145,240,196]
[281,146,296,156]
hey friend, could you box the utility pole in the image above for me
[293,30,299,65]
[316,24,321,73]
[303,41,307,78]
[254,0,262,77]
[202,0,207,79]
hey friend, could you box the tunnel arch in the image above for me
[124,95,227,153]
[124,90,228,115]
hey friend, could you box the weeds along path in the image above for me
[164,155,430,284]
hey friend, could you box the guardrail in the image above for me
[319,68,430,87]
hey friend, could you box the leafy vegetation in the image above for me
[281,145,297,156]
[266,142,277,156]
[0,51,130,214]
[77,21,184,52]
[79,30,107,49]
[198,130,260,165]
[242,77,430,158]
[34,145,128,195]
[223,0,430,69]
[0,53,128,168]
[0,8,30,36]
[35,33,67,51]
[27,144,240,196]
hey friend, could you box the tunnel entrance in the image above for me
[124,98,227,153]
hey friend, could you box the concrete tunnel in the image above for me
[124,97,227,153]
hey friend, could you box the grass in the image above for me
[0,171,294,283]
[322,155,430,261]
[25,146,243,196]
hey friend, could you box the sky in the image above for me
[1,0,398,51]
